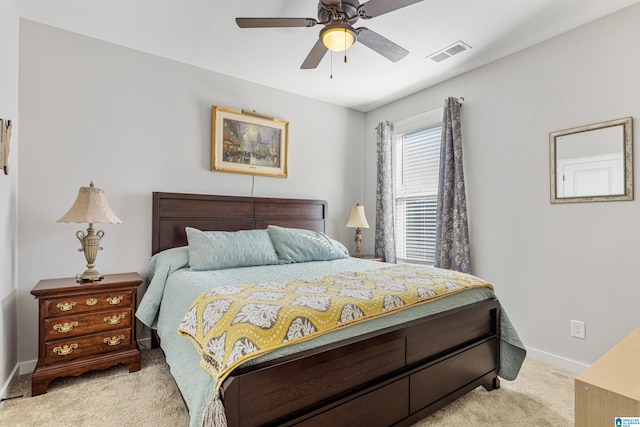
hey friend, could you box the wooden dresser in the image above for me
[575,326,640,426]
[31,272,143,396]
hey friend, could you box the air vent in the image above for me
[427,41,472,63]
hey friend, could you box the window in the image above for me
[393,109,443,265]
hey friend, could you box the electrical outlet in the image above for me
[571,320,586,339]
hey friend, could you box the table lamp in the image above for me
[346,203,369,255]
[57,182,122,282]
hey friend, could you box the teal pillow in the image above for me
[267,225,349,264]
[186,227,278,271]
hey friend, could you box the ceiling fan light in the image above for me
[321,24,356,52]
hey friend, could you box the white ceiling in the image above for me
[12,0,640,112]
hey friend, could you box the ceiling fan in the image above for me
[236,0,424,69]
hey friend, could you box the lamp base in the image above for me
[76,268,104,283]
[75,223,105,283]
[354,228,363,255]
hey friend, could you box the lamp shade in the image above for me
[346,204,369,229]
[57,182,122,224]
[321,23,356,52]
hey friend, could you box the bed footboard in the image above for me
[221,298,501,427]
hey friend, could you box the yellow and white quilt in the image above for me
[178,264,493,390]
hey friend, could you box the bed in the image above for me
[136,192,525,427]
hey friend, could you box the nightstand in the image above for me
[352,254,385,262]
[31,272,143,396]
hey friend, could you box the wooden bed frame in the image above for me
[152,192,501,427]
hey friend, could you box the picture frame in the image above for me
[549,117,633,203]
[211,106,289,178]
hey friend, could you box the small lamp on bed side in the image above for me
[57,181,122,283]
[346,203,369,255]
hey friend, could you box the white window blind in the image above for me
[393,109,443,265]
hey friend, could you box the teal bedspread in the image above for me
[136,247,525,427]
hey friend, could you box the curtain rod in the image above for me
[375,97,465,129]
[401,96,465,118]
[401,96,465,117]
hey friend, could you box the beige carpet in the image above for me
[0,349,574,426]
[414,358,575,426]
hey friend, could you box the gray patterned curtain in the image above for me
[435,98,471,273]
[374,121,396,263]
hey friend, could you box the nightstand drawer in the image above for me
[44,310,132,340]
[45,292,132,317]
[44,329,133,365]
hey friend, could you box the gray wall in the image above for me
[364,4,640,371]
[0,0,19,396]
[17,20,365,366]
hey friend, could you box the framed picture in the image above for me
[211,106,289,178]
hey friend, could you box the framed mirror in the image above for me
[549,117,633,204]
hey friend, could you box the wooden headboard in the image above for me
[152,192,328,255]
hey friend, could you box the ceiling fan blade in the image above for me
[319,0,342,5]
[301,39,328,69]
[356,28,409,62]
[358,0,423,19]
[236,18,318,28]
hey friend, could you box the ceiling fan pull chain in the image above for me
[344,28,348,63]
[330,51,333,79]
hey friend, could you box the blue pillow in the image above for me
[186,227,279,271]
[267,225,349,264]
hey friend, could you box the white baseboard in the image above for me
[138,337,153,351]
[19,359,37,376]
[1,359,43,398]
[0,364,20,399]
[526,345,590,374]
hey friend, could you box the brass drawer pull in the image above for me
[106,296,124,305]
[56,302,76,311]
[53,344,78,356]
[53,321,79,333]
[104,314,125,325]
[86,298,98,306]
[103,335,125,346]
